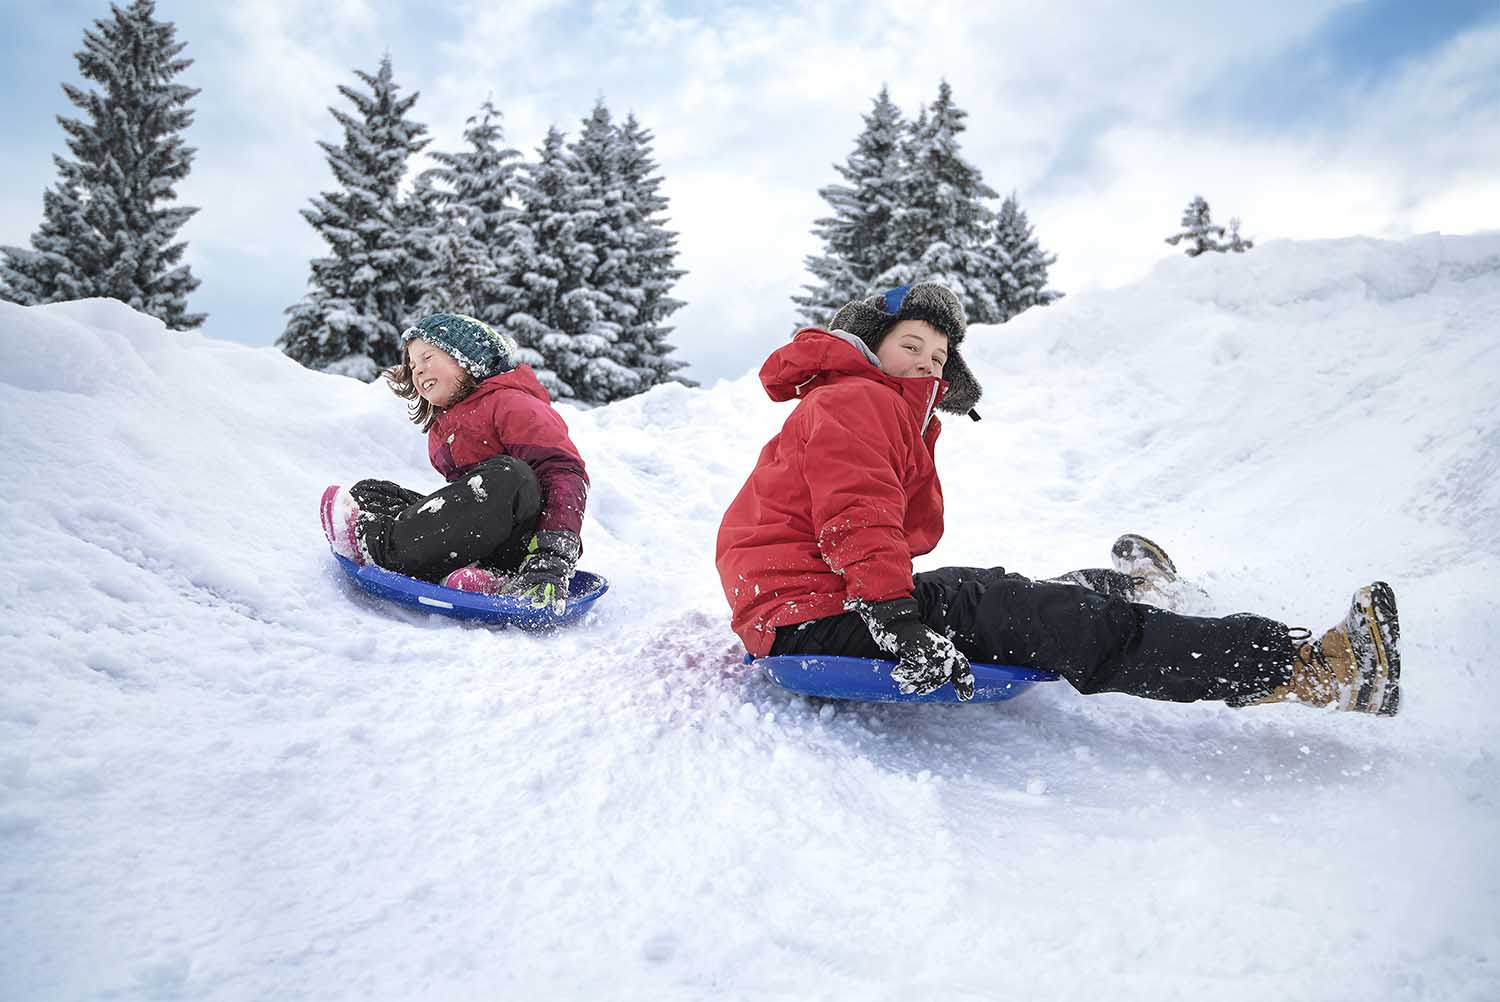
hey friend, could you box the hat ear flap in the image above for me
[937,350,982,414]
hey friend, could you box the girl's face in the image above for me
[875,320,949,380]
[408,340,468,408]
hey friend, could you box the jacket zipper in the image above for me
[919,379,938,435]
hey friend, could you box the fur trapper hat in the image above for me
[402,313,519,381]
[828,283,982,415]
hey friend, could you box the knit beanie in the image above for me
[402,313,519,381]
[828,283,982,415]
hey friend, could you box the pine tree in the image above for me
[279,56,428,378]
[422,99,521,324]
[612,113,688,390]
[1165,196,1226,257]
[876,82,1001,323]
[1,180,92,306]
[507,102,688,404]
[792,86,906,327]
[991,193,1062,321]
[401,171,494,318]
[502,127,585,399]
[1224,217,1254,253]
[1,0,202,327]
[564,101,637,403]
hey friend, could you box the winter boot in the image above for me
[1112,533,1181,606]
[1240,582,1401,715]
[320,485,369,565]
[443,567,510,595]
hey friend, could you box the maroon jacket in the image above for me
[428,366,589,536]
[716,329,947,656]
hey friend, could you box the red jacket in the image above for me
[716,329,948,656]
[428,366,589,536]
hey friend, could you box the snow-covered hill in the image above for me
[3,233,1499,1001]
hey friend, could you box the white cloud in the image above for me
[1034,21,1500,293]
[6,1,1495,384]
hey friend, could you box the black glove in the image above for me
[847,596,975,701]
[501,530,581,612]
[349,480,421,519]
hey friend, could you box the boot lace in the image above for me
[1289,626,1329,672]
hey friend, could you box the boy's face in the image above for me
[875,320,949,380]
[408,339,468,408]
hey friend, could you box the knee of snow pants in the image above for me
[361,456,543,582]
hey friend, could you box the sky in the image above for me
[2,0,1498,384]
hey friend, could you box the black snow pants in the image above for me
[350,455,543,583]
[770,565,1293,704]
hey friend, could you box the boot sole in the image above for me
[1353,581,1401,716]
[1111,533,1177,577]
[319,485,366,564]
[319,484,340,546]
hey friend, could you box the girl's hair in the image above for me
[382,341,478,432]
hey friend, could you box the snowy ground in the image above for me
[3,232,1499,1001]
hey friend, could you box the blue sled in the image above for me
[751,653,1059,704]
[332,553,608,629]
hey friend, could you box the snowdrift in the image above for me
[3,233,1498,1000]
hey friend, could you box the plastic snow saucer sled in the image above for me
[750,653,1059,704]
[332,554,608,629]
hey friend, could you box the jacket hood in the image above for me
[761,328,948,431]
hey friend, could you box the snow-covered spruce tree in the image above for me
[421,99,522,324]
[1165,195,1226,257]
[991,192,1062,321]
[1,0,203,327]
[612,112,689,390]
[1225,217,1254,253]
[877,82,1001,323]
[279,56,428,378]
[1,180,92,306]
[501,126,588,399]
[400,171,494,319]
[792,86,907,327]
[563,101,638,403]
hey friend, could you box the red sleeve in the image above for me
[799,388,915,603]
[490,392,590,536]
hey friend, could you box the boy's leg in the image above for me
[356,457,543,582]
[916,567,1291,703]
[1045,567,1137,600]
[770,611,885,658]
[768,568,1133,661]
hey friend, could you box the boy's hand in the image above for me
[847,596,975,700]
[502,530,581,613]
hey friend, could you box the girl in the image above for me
[715,283,1401,713]
[321,313,589,612]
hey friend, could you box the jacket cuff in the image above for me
[822,526,913,602]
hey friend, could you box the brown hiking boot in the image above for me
[1241,582,1402,715]
[1111,533,1177,581]
[1111,533,1208,611]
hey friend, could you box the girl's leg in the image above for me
[355,457,543,582]
[916,566,1291,703]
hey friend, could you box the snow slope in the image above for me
[3,232,1499,1001]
